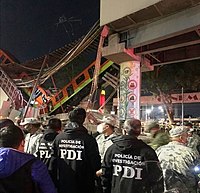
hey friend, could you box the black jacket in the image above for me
[101,135,164,193]
[37,129,58,166]
[49,122,101,193]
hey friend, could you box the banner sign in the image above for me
[141,92,200,105]
[119,61,141,120]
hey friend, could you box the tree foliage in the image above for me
[142,60,200,123]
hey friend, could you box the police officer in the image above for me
[37,118,62,166]
[49,107,101,193]
[101,118,164,193]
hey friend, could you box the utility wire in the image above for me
[16,20,101,87]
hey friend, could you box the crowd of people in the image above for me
[0,107,200,193]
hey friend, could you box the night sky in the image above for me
[1,1,200,118]
[0,0,99,62]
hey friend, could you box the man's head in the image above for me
[184,122,194,136]
[0,118,14,129]
[184,122,193,128]
[145,121,160,135]
[97,115,117,136]
[20,117,41,134]
[123,119,142,137]
[48,118,62,132]
[184,122,193,131]
[68,107,86,125]
[0,125,25,151]
[169,126,188,144]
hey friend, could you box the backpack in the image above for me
[0,159,41,193]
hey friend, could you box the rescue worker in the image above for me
[0,124,56,193]
[185,122,200,154]
[145,120,170,150]
[49,107,101,193]
[156,126,200,193]
[20,117,43,155]
[96,115,118,163]
[101,118,164,193]
[95,115,118,193]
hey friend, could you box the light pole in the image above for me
[158,106,164,119]
[146,109,152,120]
[181,87,184,125]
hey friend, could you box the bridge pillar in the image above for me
[119,61,141,120]
[102,34,145,121]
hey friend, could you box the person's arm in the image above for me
[34,133,43,155]
[87,136,101,172]
[34,134,43,157]
[143,147,164,193]
[31,159,57,193]
[48,138,59,188]
[101,146,113,193]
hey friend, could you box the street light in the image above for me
[146,109,152,120]
[158,106,164,112]
[181,87,184,125]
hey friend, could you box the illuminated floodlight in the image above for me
[146,109,152,114]
[158,106,164,112]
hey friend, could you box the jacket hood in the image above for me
[111,135,146,153]
[0,148,35,178]
[43,129,58,141]
[64,121,88,134]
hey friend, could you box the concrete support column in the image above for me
[102,33,152,121]
[119,61,141,121]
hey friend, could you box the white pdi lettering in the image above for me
[113,165,142,179]
[40,150,51,158]
[60,149,82,160]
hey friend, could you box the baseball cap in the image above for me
[169,126,187,137]
[20,117,41,126]
[144,120,159,132]
[100,115,117,127]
